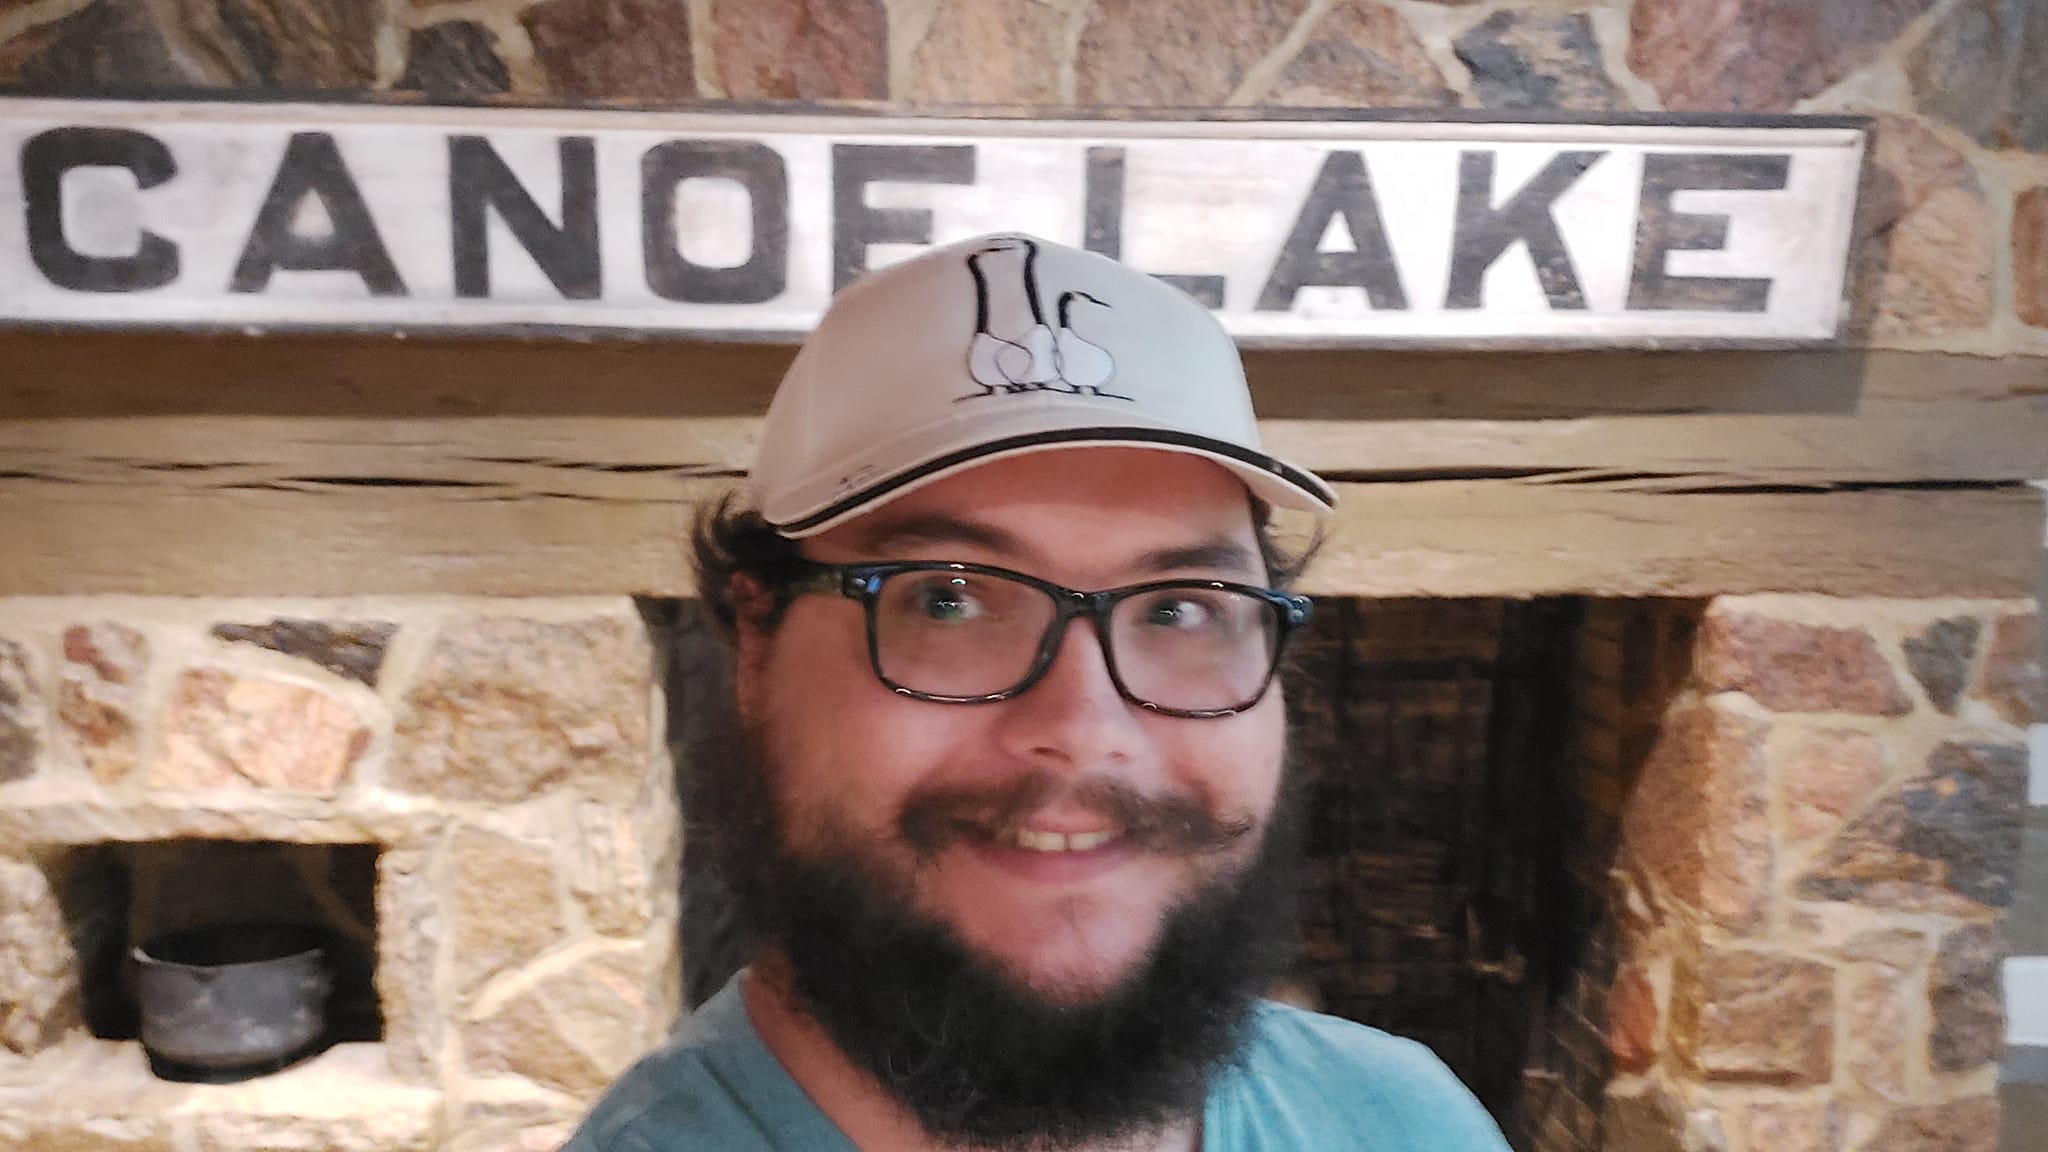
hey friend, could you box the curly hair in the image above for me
[689,487,1321,642]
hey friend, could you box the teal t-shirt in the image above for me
[563,974,1512,1151]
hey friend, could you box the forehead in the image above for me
[812,448,1261,577]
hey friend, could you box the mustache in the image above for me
[897,773,1258,858]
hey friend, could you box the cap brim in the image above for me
[767,426,1336,538]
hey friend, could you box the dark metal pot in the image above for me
[133,923,331,1082]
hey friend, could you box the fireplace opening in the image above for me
[49,839,383,1051]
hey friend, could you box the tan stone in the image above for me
[391,615,653,805]
[1846,966,1909,1101]
[1852,114,1996,340]
[1627,0,1937,112]
[1076,0,1306,106]
[452,826,567,998]
[1265,1,1451,108]
[0,637,42,784]
[465,946,662,1097]
[1971,612,2042,726]
[190,1108,441,1152]
[58,623,148,783]
[1671,948,1834,1085]
[1622,700,1774,933]
[376,847,443,1082]
[1781,730,1888,845]
[569,803,655,938]
[905,0,1066,106]
[1607,963,1659,1075]
[0,856,79,1057]
[1929,922,2003,1074]
[2011,187,2048,331]
[0,1113,179,1152]
[711,0,886,101]
[1695,611,1912,716]
[153,668,370,794]
[1722,1098,1840,1152]
[1836,927,1926,969]
[524,0,696,102]
[1863,1097,2001,1152]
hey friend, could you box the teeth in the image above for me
[1004,828,1118,853]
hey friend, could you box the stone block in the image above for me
[1721,1097,1840,1152]
[1972,613,2042,726]
[2020,187,2048,328]
[0,856,80,1057]
[1846,966,1910,1100]
[1904,616,1982,714]
[57,623,149,784]
[452,825,566,998]
[711,0,886,101]
[1781,729,1889,845]
[1627,0,1937,112]
[1076,0,1306,106]
[1695,611,1911,715]
[1622,700,1774,933]
[1908,0,2018,145]
[1606,963,1658,1075]
[154,667,370,794]
[1672,947,1834,1085]
[391,615,653,806]
[394,24,510,99]
[0,1113,179,1152]
[1265,1,1451,108]
[1798,741,2026,914]
[525,0,696,101]
[1851,114,1996,339]
[1836,926,1927,969]
[375,847,444,1082]
[211,618,396,688]
[1453,11,1625,112]
[0,0,198,90]
[568,802,657,939]
[905,0,1066,105]
[1930,921,2004,1074]
[0,637,43,784]
[465,945,663,1097]
[1866,1097,2001,1152]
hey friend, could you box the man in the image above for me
[565,235,1511,1151]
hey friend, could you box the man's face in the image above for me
[734,448,1288,1003]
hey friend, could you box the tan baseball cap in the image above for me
[750,232,1336,537]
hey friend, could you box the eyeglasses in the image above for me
[784,560,1312,719]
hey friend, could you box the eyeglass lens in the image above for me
[871,569,1282,711]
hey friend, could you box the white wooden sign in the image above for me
[0,99,1868,346]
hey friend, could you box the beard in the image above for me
[688,719,1303,1152]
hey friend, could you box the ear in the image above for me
[727,573,776,724]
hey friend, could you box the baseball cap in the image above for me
[750,232,1336,537]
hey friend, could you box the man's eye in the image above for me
[1145,597,1216,630]
[917,583,982,623]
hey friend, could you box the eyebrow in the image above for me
[858,515,1263,582]
[1132,538,1264,580]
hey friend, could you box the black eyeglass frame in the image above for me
[784,559,1314,719]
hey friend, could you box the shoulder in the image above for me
[1218,1001,1510,1150]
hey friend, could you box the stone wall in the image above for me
[0,0,2042,356]
[1590,595,2041,1152]
[0,597,681,1152]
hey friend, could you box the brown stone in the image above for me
[1903,616,1981,714]
[525,0,697,102]
[395,23,510,98]
[452,826,566,997]
[904,0,1067,106]
[1850,114,1996,339]
[154,667,369,794]
[1798,740,2026,913]
[1846,966,1909,1100]
[57,623,148,784]
[1695,611,1912,716]
[1864,1097,2001,1152]
[1930,921,2004,1073]
[1671,947,1834,1085]
[0,638,41,784]
[465,946,660,1096]
[0,0,203,90]
[1971,612,2042,726]
[1722,1099,1840,1152]
[1622,700,1774,933]
[211,619,396,688]
[2019,187,2048,328]
[0,856,80,1057]
[390,615,653,805]
[1837,927,1927,969]
[711,0,886,101]
[1599,1084,1687,1152]
[1453,10,1624,112]
[1627,0,1937,112]
[1607,964,1659,1075]
[1265,1,1451,108]
[1077,0,1306,106]
[1781,729,1888,845]
[6,0,381,91]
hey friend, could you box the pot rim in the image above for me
[132,922,328,973]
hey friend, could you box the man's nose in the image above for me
[990,616,1149,772]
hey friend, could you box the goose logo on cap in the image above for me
[961,236,1130,403]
